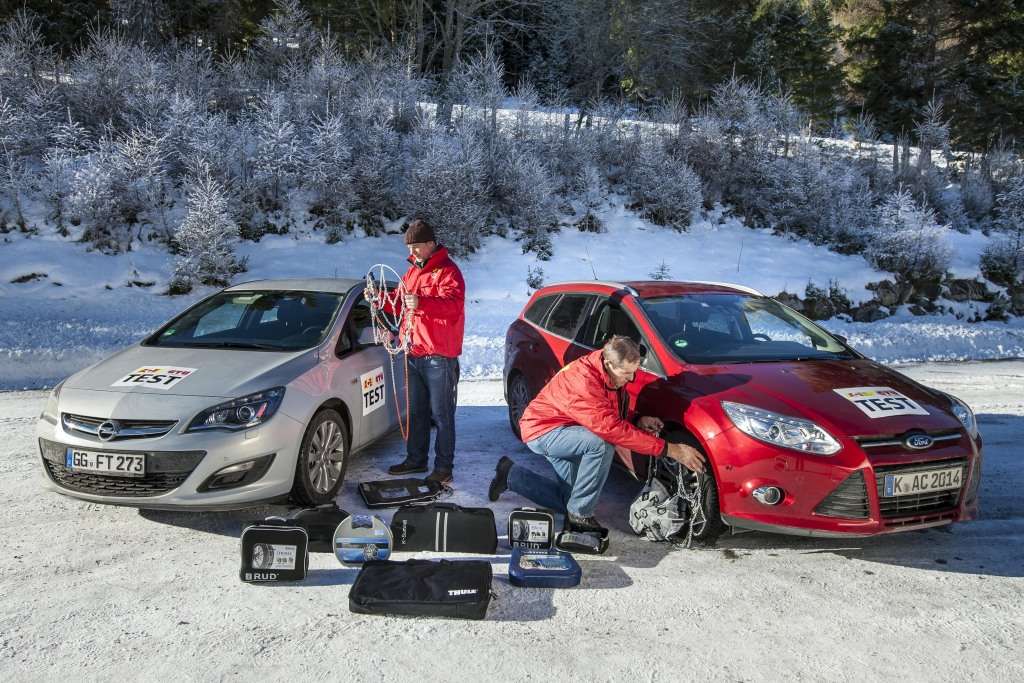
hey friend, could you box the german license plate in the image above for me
[883,466,962,497]
[65,448,145,477]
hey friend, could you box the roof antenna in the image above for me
[583,240,599,280]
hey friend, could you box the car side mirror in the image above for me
[356,327,378,347]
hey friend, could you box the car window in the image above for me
[148,290,345,351]
[545,294,595,339]
[337,297,374,356]
[588,301,661,374]
[524,294,559,326]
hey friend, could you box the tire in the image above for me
[663,429,726,545]
[506,372,532,440]
[290,409,350,507]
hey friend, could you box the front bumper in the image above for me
[35,411,306,509]
[711,426,982,537]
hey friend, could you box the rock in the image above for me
[985,294,1011,321]
[946,278,991,302]
[917,280,943,301]
[869,280,902,308]
[803,296,836,320]
[774,292,803,312]
[853,302,889,322]
[1009,287,1024,317]
[908,305,928,316]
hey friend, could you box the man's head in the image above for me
[404,219,437,262]
[602,335,643,388]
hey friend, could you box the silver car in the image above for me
[36,278,403,509]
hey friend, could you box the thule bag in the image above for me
[240,519,309,583]
[391,503,497,553]
[349,559,493,620]
[358,478,444,508]
[507,507,555,551]
[508,548,582,588]
[287,503,350,553]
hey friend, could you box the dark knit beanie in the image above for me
[404,219,436,244]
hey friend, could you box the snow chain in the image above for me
[366,264,412,442]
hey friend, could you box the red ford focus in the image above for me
[503,280,982,541]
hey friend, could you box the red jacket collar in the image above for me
[582,349,618,391]
[408,245,450,270]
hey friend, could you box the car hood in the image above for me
[63,344,318,399]
[686,358,962,436]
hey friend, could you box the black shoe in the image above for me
[565,513,607,535]
[426,468,453,485]
[488,456,514,502]
[388,459,428,476]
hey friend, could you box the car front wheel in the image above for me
[664,430,726,545]
[290,409,349,506]
[507,372,532,439]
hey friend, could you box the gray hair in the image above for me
[602,335,642,367]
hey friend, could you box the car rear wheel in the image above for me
[664,430,726,545]
[507,372,532,439]
[290,409,349,506]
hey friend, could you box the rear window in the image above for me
[545,294,594,339]
[524,294,558,326]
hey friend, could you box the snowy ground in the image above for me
[3,205,1024,390]
[1,362,1022,681]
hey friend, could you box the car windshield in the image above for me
[146,290,345,351]
[639,293,853,364]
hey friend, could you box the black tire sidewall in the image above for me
[507,373,530,440]
[291,409,349,507]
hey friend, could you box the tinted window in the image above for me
[337,297,374,355]
[148,290,344,351]
[588,302,661,374]
[524,294,558,326]
[545,294,594,338]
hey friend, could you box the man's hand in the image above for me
[403,293,419,310]
[666,442,706,473]
[637,416,664,434]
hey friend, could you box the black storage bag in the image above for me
[358,478,444,508]
[240,519,309,582]
[508,507,555,551]
[391,503,498,553]
[349,559,493,620]
[287,503,349,553]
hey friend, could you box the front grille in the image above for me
[814,471,869,519]
[42,459,190,496]
[855,429,962,453]
[874,458,966,519]
[62,413,178,441]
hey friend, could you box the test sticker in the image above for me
[833,386,929,419]
[111,366,197,390]
[361,366,386,416]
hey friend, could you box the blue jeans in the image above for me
[406,355,459,471]
[507,426,615,517]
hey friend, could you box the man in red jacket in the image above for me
[489,336,704,532]
[383,219,465,484]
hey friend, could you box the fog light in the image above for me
[198,454,276,492]
[753,486,783,506]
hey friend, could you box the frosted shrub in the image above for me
[171,168,243,292]
[627,140,702,230]
[304,112,355,229]
[351,121,401,232]
[496,148,559,257]
[866,189,952,283]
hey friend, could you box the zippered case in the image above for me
[391,503,497,553]
[288,503,350,553]
[555,528,609,555]
[358,478,444,508]
[240,519,309,582]
[507,507,555,551]
[348,559,493,620]
[508,548,582,588]
[334,514,393,565]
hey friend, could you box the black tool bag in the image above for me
[287,503,350,553]
[508,507,555,551]
[349,559,493,620]
[240,519,309,582]
[391,503,497,553]
[358,478,444,508]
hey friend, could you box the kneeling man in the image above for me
[489,336,705,532]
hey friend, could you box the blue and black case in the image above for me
[508,548,582,588]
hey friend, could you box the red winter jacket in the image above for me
[384,246,465,358]
[518,350,667,456]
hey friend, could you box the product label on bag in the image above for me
[250,543,297,570]
[361,367,386,415]
[511,518,551,549]
[834,386,929,418]
[111,366,197,390]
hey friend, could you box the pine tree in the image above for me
[171,166,243,292]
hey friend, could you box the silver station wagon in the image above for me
[36,278,403,509]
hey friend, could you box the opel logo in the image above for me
[97,420,121,442]
[904,433,934,450]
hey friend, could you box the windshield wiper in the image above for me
[177,341,288,351]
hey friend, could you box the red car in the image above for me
[503,280,982,541]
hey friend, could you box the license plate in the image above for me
[883,466,962,497]
[65,448,145,477]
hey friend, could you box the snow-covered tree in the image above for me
[575,164,605,232]
[649,260,672,280]
[627,139,703,231]
[171,167,243,292]
[867,188,952,282]
[252,91,302,206]
[304,111,355,230]
[497,148,559,258]
[351,121,401,232]
[980,176,1024,288]
[118,127,171,237]
[42,116,89,235]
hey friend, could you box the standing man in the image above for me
[384,219,465,484]
[488,336,705,533]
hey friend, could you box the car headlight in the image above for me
[186,387,285,433]
[721,401,841,455]
[948,394,977,438]
[40,380,65,424]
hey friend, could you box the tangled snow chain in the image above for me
[365,264,411,442]
[675,465,708,549]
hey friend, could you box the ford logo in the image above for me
[903,433,934,450]
[97,420,121,442]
